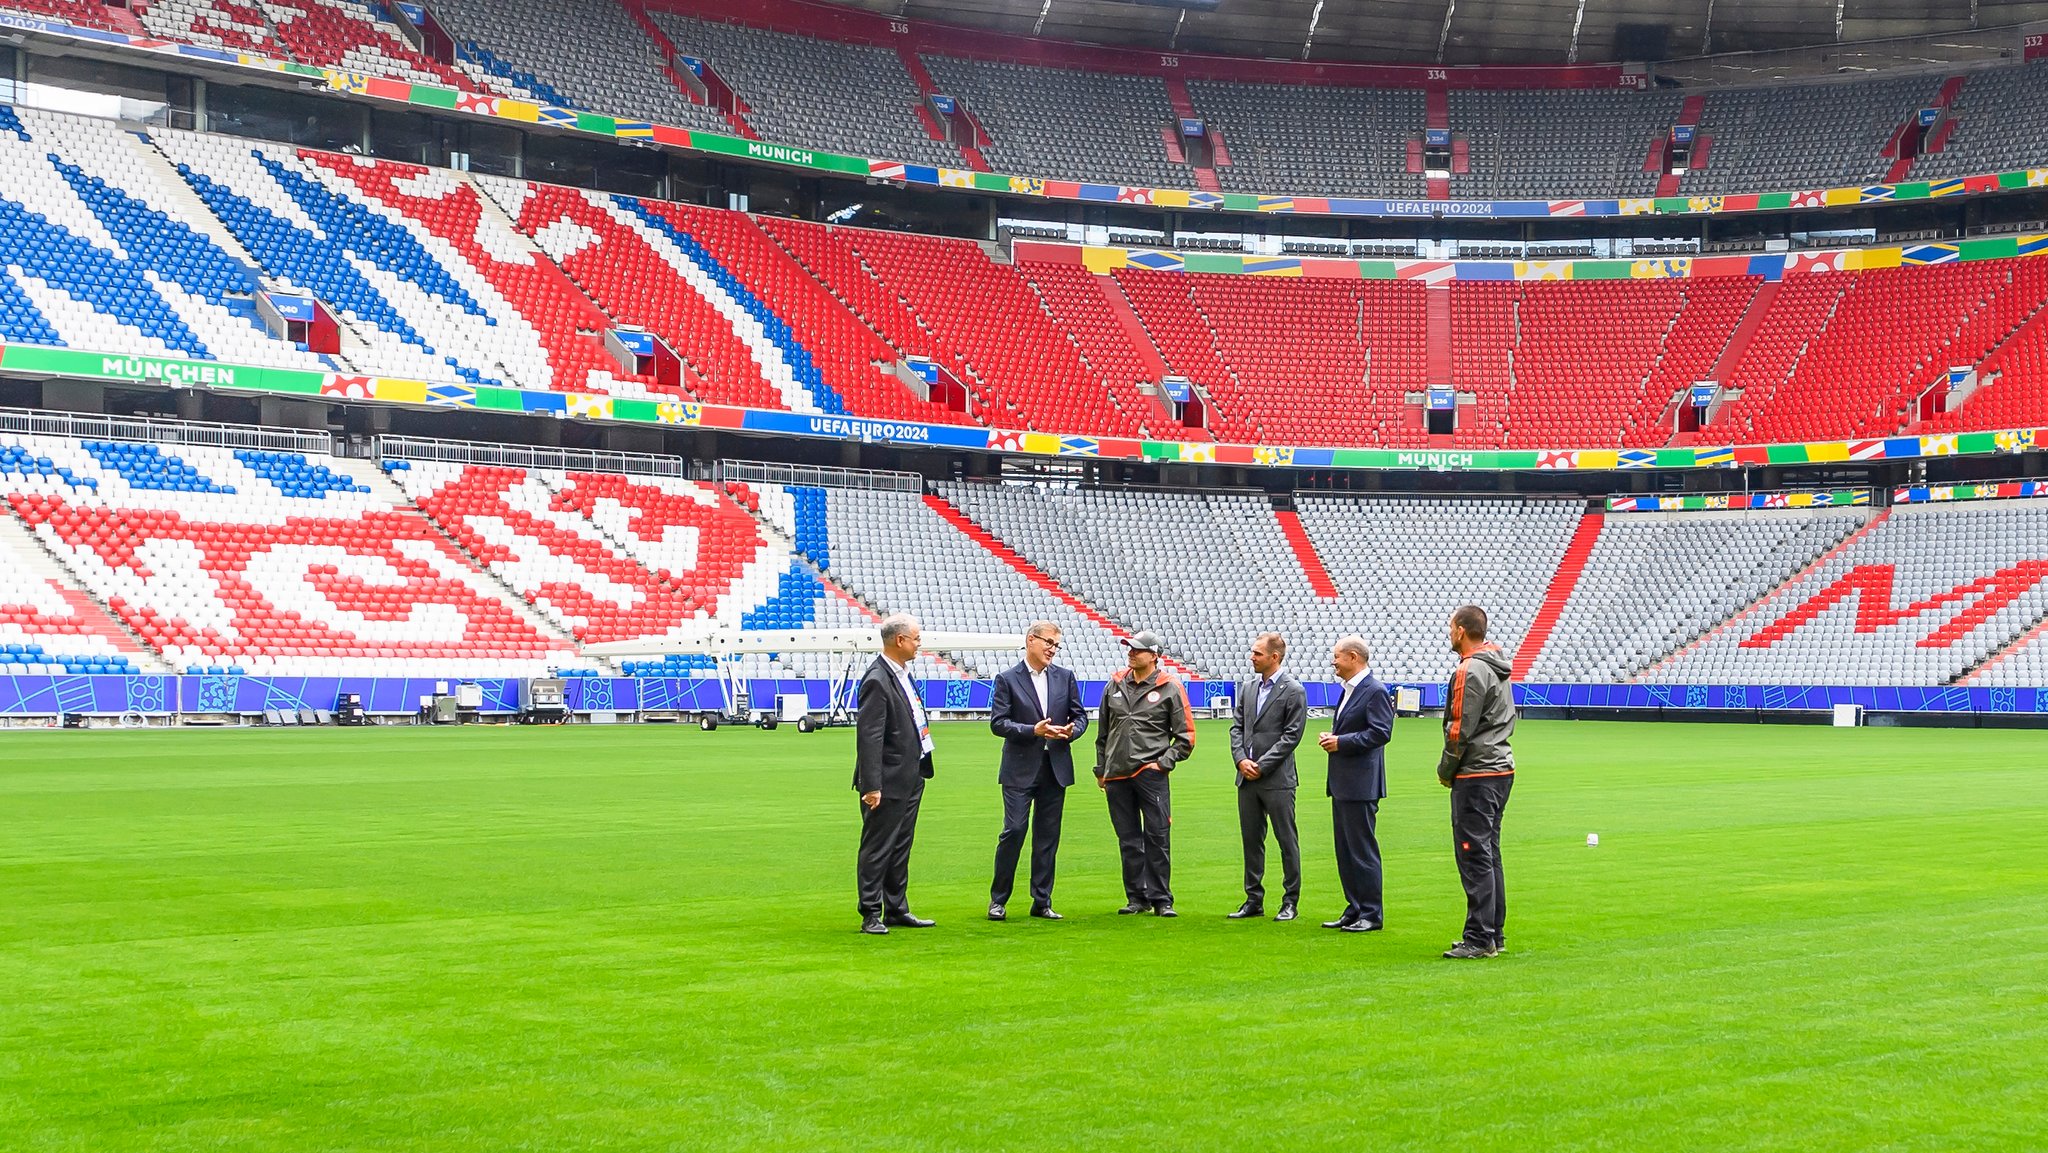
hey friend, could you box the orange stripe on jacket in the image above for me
[1169,676,1195,750]
[1446,660,1468,752]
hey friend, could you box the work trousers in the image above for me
[1450,775,1513,948]
[1105,770,1172,906]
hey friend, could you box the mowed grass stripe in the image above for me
[1,720,2043,1151]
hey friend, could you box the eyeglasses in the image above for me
[1029,635,1061,651]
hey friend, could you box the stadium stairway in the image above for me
[378,466,605,663]
[645,201,969,424]
[0,507,165,672]
[0,106,330,370]
[617,0,742,131]
[481,181,808,411]
[372,472,603,668]
[1959,609,2048,685]
[1273,508,1338,598]
[1881,76,1965,183]
[741,504,975,678]
[614,197,845,414]
[118,130,265,273]
[1161,77,1222,193]
[305,154,645,396]
[1634,508,1890,680]
[149,128,514,386]
[919,491,1188,675]
[1706,279,1778,385]
[1914,260,2048,434]
[1510,507,1603,681]
[1426,285,1453,385]
[1095,271,1174,383]
[1425,89,1450,200]
[1653,95,1706,197]
[895,43,990,171]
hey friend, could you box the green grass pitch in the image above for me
[2,719,2044,1150]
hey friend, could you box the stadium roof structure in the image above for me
[813,0,2048,68]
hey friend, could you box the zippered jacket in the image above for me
[1095,668,1194,781]
[1438,643,1516,784]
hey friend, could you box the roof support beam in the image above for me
[1032,0,1052,38]
[1437,0,1457,63]
[1301,0,1325,60]
[1567,0,1587,62]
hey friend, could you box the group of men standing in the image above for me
[852,606,1517,959]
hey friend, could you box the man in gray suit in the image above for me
[1228,632,1307,922]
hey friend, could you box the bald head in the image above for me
[1330,635,1370,681]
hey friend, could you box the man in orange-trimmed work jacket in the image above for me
[1438,604,1518,960]
[1095,630,1194,918]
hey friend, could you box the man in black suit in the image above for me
[854,613,937,935]
[987,621,1089,921]
[1315,634,1395,932]
[1228,632,1307,922]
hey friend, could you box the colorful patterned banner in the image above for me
[1045,235,2048,284]
[5,343,2045,476]
[1607,490,1872,512]
[1893,480,2048,504]
[5,10,2048,224]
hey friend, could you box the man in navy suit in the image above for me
[987,622,1090,921]
[1316,634,1396,932]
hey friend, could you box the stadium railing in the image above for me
[0,407,332,457]
[714,459,924,494]
[372,435,687,477]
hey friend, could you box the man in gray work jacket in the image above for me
[1095,631,1194,917]
[1228,632,1307,922]
[1438,604,1517,960]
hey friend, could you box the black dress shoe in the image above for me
[1226,902,1264,920]
[1116,902,1148,915]
[1274,903,1298,922]
[988,904,1006,921]
[1029,906,1062,920]
[1152,903,1177,918]
[884,913,935,928]
[1340,919,1381,933]
[861,917,889,935]
[1322,914,1359,929]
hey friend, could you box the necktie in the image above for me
[1257,678,1273,717]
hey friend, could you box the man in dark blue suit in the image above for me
[1316,634,1396,932]
[987,622,1090,921]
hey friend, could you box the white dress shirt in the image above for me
[884,653,934,755]
[1028,663,1050,718]
[1337,667,1370,717]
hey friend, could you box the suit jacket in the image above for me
[853,655,935,797]
[989,660,1089,788]
[1326,672,1395,802]
[1228,672,1306,792]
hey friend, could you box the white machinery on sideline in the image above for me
[586,627,1023,731]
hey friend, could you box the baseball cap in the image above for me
[1121,630,1164,653]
